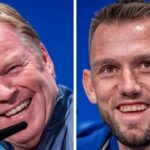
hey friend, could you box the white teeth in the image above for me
[119,104,147,112]
[5,100,30,117]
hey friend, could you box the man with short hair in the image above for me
[78,0,150,149]
[0,3,73,150]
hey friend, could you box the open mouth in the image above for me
[2,99,31,118]
[118,104,149,113]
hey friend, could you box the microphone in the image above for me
[0,121,28,141]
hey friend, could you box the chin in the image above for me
[6,120,45,148]
[112,123,150,148]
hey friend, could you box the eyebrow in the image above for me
[4,54,20,64]
[0,54,23,71]
[91,54,150,71]
[132,54,150,64]
[91,58,118,71]
[5,52,21,60]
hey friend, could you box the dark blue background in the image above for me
[0,0,73,89]
[77,0,117,130]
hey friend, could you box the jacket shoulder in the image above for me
[77,122,111,150]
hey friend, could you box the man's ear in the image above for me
[82,69,97,104]
[39,43,55,76]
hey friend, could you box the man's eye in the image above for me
[100,65,117,74]
[7,65,22,74]
[139,61,150,69]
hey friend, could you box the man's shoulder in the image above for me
[58,84,73,104]
[77,122,112,150]
[57,84,73,122]
[0,141,13,150]
[37,85,73,150]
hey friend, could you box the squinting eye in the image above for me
[7,65,22,74]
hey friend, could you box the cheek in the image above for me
[10,71,49,110]
[97,93,116,126]
[11,70,54,121]
[94,79,117,118]
[95,87,110,116]
[10,70,48,91]
[94,78,117,104]
[97,99,111,125]
[139,75,150,91]
[14,70,56,109]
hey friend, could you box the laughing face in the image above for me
[83,19,150,148]
[0,23,58,149]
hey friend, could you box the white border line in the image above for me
[73,0,77,149]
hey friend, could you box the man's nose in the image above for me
[118,70,142,98]
[0,83,17,103]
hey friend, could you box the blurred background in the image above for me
[0,0,73,90]
[77,0,116,131]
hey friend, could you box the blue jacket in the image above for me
[77,122,119,150]
[0,85,73,150]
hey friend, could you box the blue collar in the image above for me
[109,135,119,150]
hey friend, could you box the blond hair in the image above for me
[0,3,42,55]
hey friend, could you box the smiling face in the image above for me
[83,19,150,149]
[0,23,58,149]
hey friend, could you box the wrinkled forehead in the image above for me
[0,23,40,60]
[0,23,22,52]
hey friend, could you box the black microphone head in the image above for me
[0,121,28,141]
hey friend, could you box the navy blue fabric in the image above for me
[77,122,119,150]
[0,85,73,150]
[109,136,119,150]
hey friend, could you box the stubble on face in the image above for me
[90,20,150,148]
[97,98,150,148]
